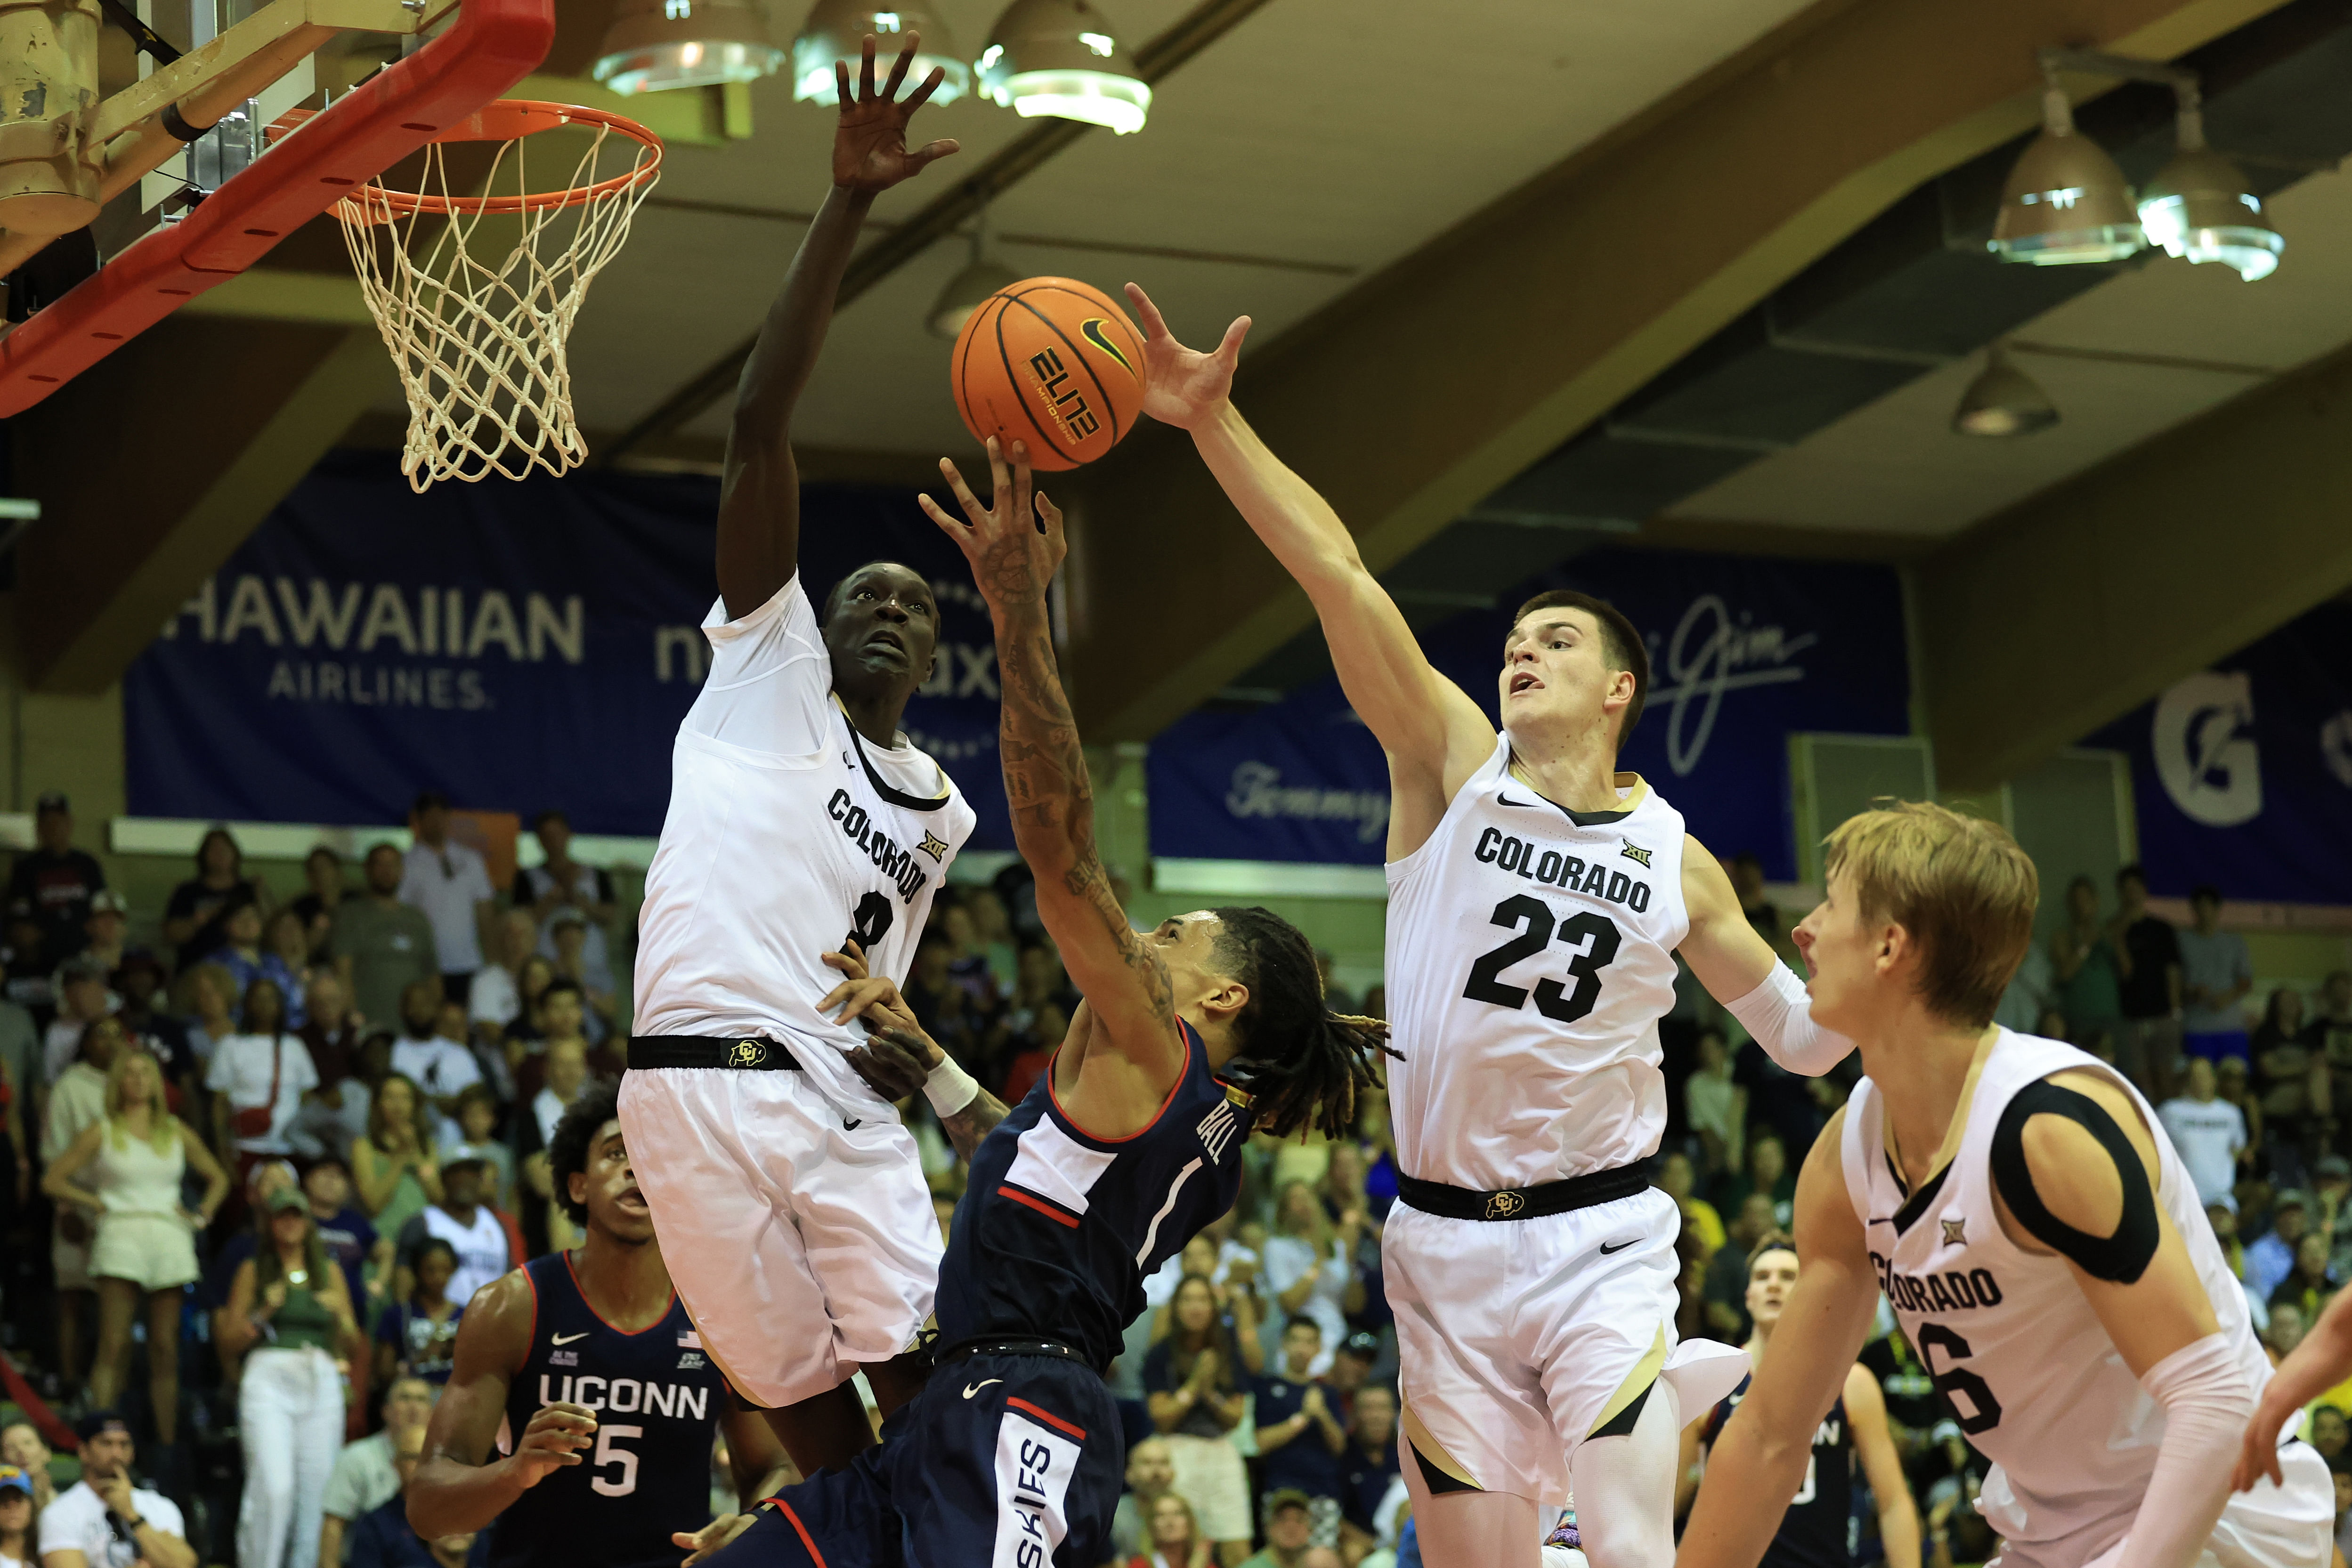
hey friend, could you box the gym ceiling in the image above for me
[10,0,2352,793]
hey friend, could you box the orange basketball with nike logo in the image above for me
[950,276,1146,470]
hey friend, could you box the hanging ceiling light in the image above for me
[929,219,1023,339]
[1989,79,2144,265]
[1952,346,2059,436]
[789,1,968,105]
[593,0,787,94]
[2138,92,2282,281]
[977,0,1150,135]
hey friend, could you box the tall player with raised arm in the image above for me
[620,33,986,1482]
[1121,288,1849,1568]
[1680,804,2329,1568]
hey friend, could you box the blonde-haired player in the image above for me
[1680,803,2330,1568]
[1126,287,1853,1568]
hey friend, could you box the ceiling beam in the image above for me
[1919,340,2352,792]
[603,0,1276,461]
[1052,0,2291,741]
[12,315,390,692]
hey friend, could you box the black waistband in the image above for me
[628,1035,805,1071]
[933,1335,1094,1373]
[1396,1160,1651,1222]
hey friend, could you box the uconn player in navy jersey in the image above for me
[409,1080,792,1568]
[1679,1240,1914,1568]
[707,442,1391,1568]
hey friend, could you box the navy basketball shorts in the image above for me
[714,1353,1124,1568]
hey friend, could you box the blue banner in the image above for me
[124,451,1014,848]
[2087,600,2352,905]
[1149,549,1912,879]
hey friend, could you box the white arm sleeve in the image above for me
[2119,1332,2256,1568]
[1721,961,1855,1077]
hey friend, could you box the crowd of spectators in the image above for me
[3,798,2350,1568]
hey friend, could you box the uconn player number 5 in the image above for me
[1460,894,1623,1022]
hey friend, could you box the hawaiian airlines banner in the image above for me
[123,451,1015,848]
[2086,599,2352,905]
[1147,549,1912,878]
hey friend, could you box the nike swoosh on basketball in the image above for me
[552,1332,590,1345]
[1598,1238,1639,1255]
[962,1380,1003,1399]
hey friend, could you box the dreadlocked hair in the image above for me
[1208,906,1399,1141]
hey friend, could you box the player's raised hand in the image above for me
[508,1403,596,1488]
[833,33,959,193]
[919,438,1065,614]
[1124,283,1249,431]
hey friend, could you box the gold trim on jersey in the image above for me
[1586,1324,1669,1439]
[1884,1026,2002,1196]
[1502,756,1651,818]
[1400,1399,1482,1491]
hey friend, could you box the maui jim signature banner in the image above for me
[2088,599,2352,905]
[124,451,1016,848]
[1147,549,1911,877]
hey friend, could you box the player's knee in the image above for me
[1569,1502,1672,1568]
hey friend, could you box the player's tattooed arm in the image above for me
[714,34,956,621]
[922,438,1181,1054]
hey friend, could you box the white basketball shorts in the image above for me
[1384,1184,1746,1509]
[617,1064,943,1409]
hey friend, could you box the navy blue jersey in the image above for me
[488,1253,727,1568]
[1701,1374,1854,1568]
[935,1019,1248,1368]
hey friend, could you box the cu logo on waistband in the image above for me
[730,1039,770,1069]
[1485,1190,1525,1220]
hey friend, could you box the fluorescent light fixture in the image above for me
[593,0,786,93]
[2138,103,2283,281]
[788,0,968,104]
[978,0,1151,134]
[1952,346,2059,437]
[1989,84,2143,265]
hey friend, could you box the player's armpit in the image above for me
[1990,1070,2219,1378]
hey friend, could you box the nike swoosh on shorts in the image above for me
[963,1380,1003,1399]
[1598,1238,1640,1255]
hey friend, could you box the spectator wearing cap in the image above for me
[41,958,114,1085]
[2179,886,2255,1063]
[0,1424,55,1517]
[320,1377,436,1568]
[36,1411,192,1568]
[2247,1188,2313,1304]
[390,1150,508,1309]
[79,894,127,979]
[1239,1491,1317,1568]
[7,792,106,972]
[1,1461,34,1568]
[333,846,439,1041]
[219,1186,360,1568]
[162,827,265,973]
[397,794,495,1005]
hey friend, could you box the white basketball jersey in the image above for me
[635,574,975,1111]
[1383,734,1689,1190]
[1840,1029,2279,1566]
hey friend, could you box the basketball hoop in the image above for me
[302,99,662,489]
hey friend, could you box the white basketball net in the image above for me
[334,113,659,490]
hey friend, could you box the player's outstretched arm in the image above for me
[713,34,956,621]
[1680,1110,1880,1568]
[1843,1364,1920,1568]
[408,1270,592,1538]
[1123,284,1493,820]
[921,439,1180,1074]
[1679,836,1852,1076]
[1997,1069,2245,1568]
[2238,1280,2352,1488]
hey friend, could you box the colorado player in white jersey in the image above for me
[619,33,980,1481]
[1682,803,2332,1568]
[1125,286,1853,1568]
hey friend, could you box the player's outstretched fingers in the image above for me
[878,31,914,101]
[1035,488,1065,547]
[1123,282,1169,340]
[933,456,992,530]
[1007,440,1034,525]
[984,436,1013,515]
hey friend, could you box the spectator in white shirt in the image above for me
[462,911,536,1050]
[206,979,320,1175]
[2157,1056,2249,1207]
[397,793,494,1005]
[37,1411,193,1568]
[388,982,480,1147]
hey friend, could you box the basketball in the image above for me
[950,277,1147,470]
